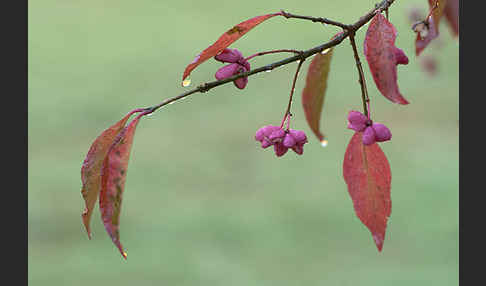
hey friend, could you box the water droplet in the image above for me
[123,252,127,258]
[321,48,331,55]
[182,79,191,87]
[320,139,328,147]
[265,70,272,73]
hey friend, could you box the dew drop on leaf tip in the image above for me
[320,139,328,147]
[182,79,191,87]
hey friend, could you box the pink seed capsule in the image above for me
[362,126,376,145]
[347,110,368,132]
[372,123,392,142]
[214,48,251,90]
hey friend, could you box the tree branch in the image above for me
[144,0,396,115]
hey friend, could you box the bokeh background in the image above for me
[28,0,458,285]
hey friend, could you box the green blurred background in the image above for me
[28,0,458,285]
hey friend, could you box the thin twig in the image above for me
[280,10,350,30]
[143,0,396,115]
[349,33,370,118]
[280,59,305,129]
[426,0,439,21]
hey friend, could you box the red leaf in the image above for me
[80,109,142,239]
[343,132,392,251]
[181,12,282,85]
[301,35,339,142]
[444,0,459,37]
[364,13,409,105]
[415,0,447,56]
[99,114,144,259]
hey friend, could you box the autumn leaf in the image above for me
[444,0,459,37]
[80,109,143,239]
[364,13,409,105]
[343,132,392,251]
[415,0,447,56]
[181,12,282,85]
[301,35,339,143]
[99,113,144,259]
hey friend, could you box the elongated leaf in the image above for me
[80,109,141,239]
[364,13,409,105]
[99,114,143,259]
[181,12,282,84]
[301,46,334,142]
[444,0,459,37]
[415,0,447,56]
[343,132,392,251]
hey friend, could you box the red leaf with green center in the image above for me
[415,0,447,56]
[99,114,144,259]
[364,13,409,105]
[80,109,142,239]
[343,132,392,251]
[301,34,341,142]
[444,0,459,37]
[181,12,282,85]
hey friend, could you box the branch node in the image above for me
[198,83,210,93]
[280,10,290,18]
